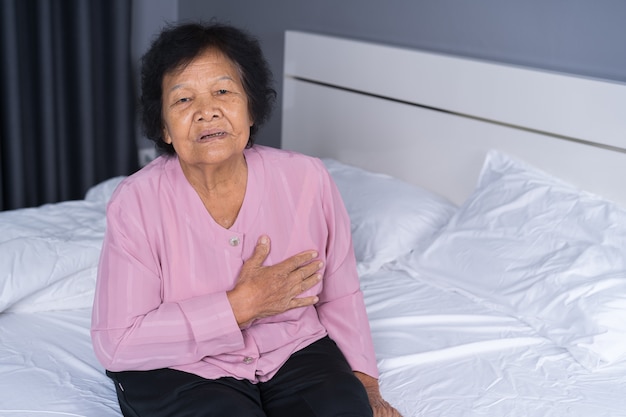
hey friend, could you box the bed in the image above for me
[2,30,626,416]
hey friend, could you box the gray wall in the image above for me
[178,0,626,149]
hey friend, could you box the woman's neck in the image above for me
[181,155,248,229]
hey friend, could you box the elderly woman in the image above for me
[91,22,401,417]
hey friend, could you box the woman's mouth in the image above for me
[199,131,226,141]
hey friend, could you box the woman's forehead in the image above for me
[173,48,239,75]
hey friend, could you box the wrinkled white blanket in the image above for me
[0,177,124,313]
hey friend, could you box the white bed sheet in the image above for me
[362,263,626,417]
[2,173,626,416]
[0,308,120,416]
[3,263,626,416]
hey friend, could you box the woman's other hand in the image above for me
[228,235,322,327]
[354,372,403,417]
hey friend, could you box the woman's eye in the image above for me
[172,97,191,106]
[217,89,228,95]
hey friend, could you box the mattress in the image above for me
[3,264,626,416]
[3,156,626,416]
[361,264,626,417]
[0,309,119,416]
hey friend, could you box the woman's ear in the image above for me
[162,126,172,144]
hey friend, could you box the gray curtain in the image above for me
[0,0,138,210]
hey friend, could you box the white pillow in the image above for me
[404,150,626,370]
[84,175,126,203]
[323,159,457,275]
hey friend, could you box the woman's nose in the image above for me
[195,96,221,121]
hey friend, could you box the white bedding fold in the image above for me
[0,177,123,313]
[3,265,626,416]
[0,309,120,416]
[361,264,626,417]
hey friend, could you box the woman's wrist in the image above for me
[353,371,381,397]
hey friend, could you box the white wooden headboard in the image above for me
[281,30,626,207]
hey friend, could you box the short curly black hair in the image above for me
[140,22,276,155]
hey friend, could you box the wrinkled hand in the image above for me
[227,235,323,327]
[354,372,403,417]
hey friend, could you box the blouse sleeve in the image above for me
[90,186,244,372]
[314,163,380,379]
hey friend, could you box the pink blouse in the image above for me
[91,145,378,383]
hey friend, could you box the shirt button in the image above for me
[229,237,240,246]
[243,356,254,364]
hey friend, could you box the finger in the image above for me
[290,294,319,308]
[284,262,322,291]
[280,249,319,272]
[294,261,324,281]
[287,273,321,301]
[246,235,271,266]
[299,273,322,293]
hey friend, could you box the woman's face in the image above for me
[161,49,252,170]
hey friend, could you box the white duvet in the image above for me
[363,265,626,417]
[0,177,124,313]
[3,264,626,416]
[2,159,626,417]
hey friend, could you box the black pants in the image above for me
[106,337,373,417]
